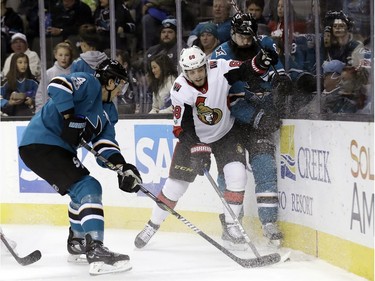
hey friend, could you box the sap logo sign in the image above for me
[134,125,177,195]
[16,126,88,193]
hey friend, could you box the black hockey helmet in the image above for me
[94,59,128,86]
[231,13,258,35]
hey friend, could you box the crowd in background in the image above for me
[0,0,373,118]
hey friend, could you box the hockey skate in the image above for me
[134,220,160,249]
[219,214,248,251]
[67,227,87,264]
[85,234,132,275]
[262,223,283,248]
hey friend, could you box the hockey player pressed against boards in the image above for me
[135,45,278,251]
[211,13,289,245]
[18,59,142,275]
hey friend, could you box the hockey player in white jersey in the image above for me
[134,45,277,250]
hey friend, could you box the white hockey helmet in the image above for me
[179,46,207,80]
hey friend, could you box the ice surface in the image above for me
[0,225,368,281]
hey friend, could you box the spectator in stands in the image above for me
[195,23,220,59]
[141,0,175,50]
[2,33,41,80]
[246,0,268,24]
[35,41,74,112]
[322,10,364,66]
[146,18,187,70]
[298,59,368,115]
[297,60,344,116]
[94,0,136,52]
[148,53,177,114]
[16,0,38,45]
[267,0,306,43]
[123,0,143,51]
[262,0,277,23]
[338,65,369,112]
[0,53,39,116]
[30,0,94,68]
[46,0,94,41]
[245,0,270,35]
[187,0,232,47]
[107,49,139,114]
[346,0,371,43]
[71,24,108,74]
[1,0,24,64]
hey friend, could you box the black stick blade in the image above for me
[18,250,42,266]
[237,253,281,268]
[1,233,42,266]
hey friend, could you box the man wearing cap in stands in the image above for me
[145,18,187,70]
[298,59,356,115]
[1,33,41,80]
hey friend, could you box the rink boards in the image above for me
[0,119,373,280]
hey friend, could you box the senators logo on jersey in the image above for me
[196,102,222,125]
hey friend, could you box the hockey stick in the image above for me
[80,140,281,268]
[204,169,261,256]
[204,169,291,263]
[229,0,280,78]
[0,233,41,266]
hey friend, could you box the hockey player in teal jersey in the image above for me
[18,59,142,275]
[212,13,289,245]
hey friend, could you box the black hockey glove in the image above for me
[118,163,142,193]
[295,72,317,94]
[271,74,293,95]
[251,48,278,74]
[251,109,281,134]
[190,143,212,176]
[61,114,88,146]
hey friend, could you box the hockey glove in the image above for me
[251,48,278,74]
[61,114,87,146]
[190,143,212,176]
[252,109,281,134]
[295,72,317,94]
[118,163,142,193]
[271,74,293,96]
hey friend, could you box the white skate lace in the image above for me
[139,224,157,242]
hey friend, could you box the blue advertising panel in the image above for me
[134,124,177,196]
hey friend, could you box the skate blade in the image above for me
[89,260,132,275]
[223,240,249,251]
[67,254,88,264]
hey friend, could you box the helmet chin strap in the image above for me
[105,85,113,103]
[106,90,112,103]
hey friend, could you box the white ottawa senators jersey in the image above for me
[171,59,242,144]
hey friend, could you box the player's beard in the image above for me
[230,40,257,61]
